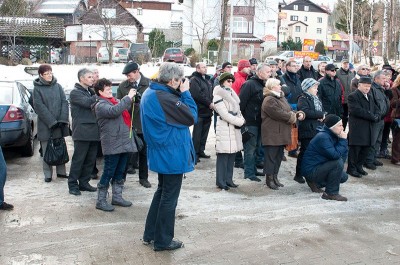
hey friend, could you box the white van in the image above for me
[97,47,119,63]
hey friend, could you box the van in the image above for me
[128,43,151,63]
[97,47,119,63]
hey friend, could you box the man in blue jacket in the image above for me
[141,62,197,251]
[302,114,349,201]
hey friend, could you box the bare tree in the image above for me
[217,0,229,64]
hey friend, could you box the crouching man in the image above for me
[301,114,349,201]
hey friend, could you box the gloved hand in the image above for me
[373,114,380,122]
[50,123,59,130]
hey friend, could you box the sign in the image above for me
[293,51,320,60]
[263,34,277,42]
[373,41,378,47]
[278,12,287,20]
[302,39,316,51]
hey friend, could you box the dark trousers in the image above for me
[342,103,349,130]
[192,116,211,157]
[98,153,129,186]
[91,141,103,176]
[263,145,285,176]
[380,121,392,152]
[366,120,384,164]
[68,141,98,189]
[143,173,183,249]
[295,138,312,177]
[234,151,243,166]
[347,145,371,172]
[216,153,236,188]
[124,135,148,180]
[306,159,348,195]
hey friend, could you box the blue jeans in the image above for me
[98,153,129,186]
[143,173,183,249]
[243,126,260,178]
[0,147,7,205]
[306,159,348,195]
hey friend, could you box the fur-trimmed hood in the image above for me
[213,85,240,113]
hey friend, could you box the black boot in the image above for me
[273,174,284,187]
[266,175,279,190]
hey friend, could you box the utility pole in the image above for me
[382,0,388,64]
[229,0,233,62]
[349,0,354,63]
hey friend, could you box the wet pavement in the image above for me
[1,131,400,265]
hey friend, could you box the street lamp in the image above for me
[89,35,92,63]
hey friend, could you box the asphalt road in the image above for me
[1,131,400,265]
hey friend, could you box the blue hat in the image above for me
[301,78,319,92]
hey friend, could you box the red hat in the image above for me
[237,59,251,71]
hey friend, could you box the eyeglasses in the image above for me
[304,61,312,63]
[329,69,337,72]
[361,68,368,70]
[43,72,52,76]
[226,80,233,83]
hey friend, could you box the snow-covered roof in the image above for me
[36,0,81,14]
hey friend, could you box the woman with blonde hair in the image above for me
[261,78,305,190]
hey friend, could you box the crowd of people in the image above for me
[1,56,400,251]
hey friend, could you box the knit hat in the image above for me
[221,62,232,70]
[324,114,342,129]
[219,72,235,85]
[122,62,139,74]
[238,59,251,71]
[301,78,319,92]
[359,76,372,84]
[249,58,258,65]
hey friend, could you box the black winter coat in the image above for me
[281,72,302,110]
[297,93,325,140]
[370,82,390,119]
[189,71,213,118]
[297,65,318,82]
[239,75,265,127]
[317,76,343,116]
[348,90,379,146]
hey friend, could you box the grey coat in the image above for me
[33,76,69,141]
[69,83,100,141]
[94,96,137,155]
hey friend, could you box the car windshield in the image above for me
[166,49,181,54]
[0,84,14,104]
[118,49,128,55]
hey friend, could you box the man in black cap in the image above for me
[317,63,343,117]
[248,58,258,79]
[301,114,348,201]
[117,62,151,188]
[212,62,232,88]
[347,77,380,178]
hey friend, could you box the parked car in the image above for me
[311,55,334,69]
[0,81,37,156]
[97,47,120,63]
[128,43,152,63]
[265,51,295,62]
[162,48,187,63]
[117,48,129,63]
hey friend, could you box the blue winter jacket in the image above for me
[140,82,198,174]
[301,125,348,176]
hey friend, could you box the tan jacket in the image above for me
[213,85,245,153]
[261,90,296,146]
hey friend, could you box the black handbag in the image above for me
[44,130,69,166]
[241,126,254,144]
[133,130,144,152]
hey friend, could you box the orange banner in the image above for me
[294,51,319,60]
[302,39,316,51]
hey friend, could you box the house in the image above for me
[279,0,330,47]
[64,0,143,63]
[34,0,88,25]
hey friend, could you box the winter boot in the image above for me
[112,180,132,207]
[273,174,284,187]
[96,184,115,212]
[266,175,279,190]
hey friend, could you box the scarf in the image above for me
[305,92,323,112]
[100,96,131,128]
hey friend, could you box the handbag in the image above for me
[285,124,298,152]
[241,126,254,144]
[132,130,144,152]
[44,130,69,166]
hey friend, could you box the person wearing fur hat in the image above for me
[213,73,245,190]
[261,78,305,190]
[294,78,325,186]
[301,114,349,201]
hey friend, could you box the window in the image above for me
[137,8,142,15]
[295,37,301,42]
[293,5,298,10]
[317,28,322,34]
[290,15,298,21]
[317,17,322,23]
[304,16,307,22]
[101,8,116,19]
[295,26,301,32]
[304,6,309,11]
[233,17,249,33]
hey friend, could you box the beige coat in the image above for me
[261,90,297,146]
[213,85,245,153]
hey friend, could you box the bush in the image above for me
[21,58,33,65]
[189,53,199,67]
[185,48,195,56]
[0,57,11,65]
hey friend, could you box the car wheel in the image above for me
[21,127,34,157]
